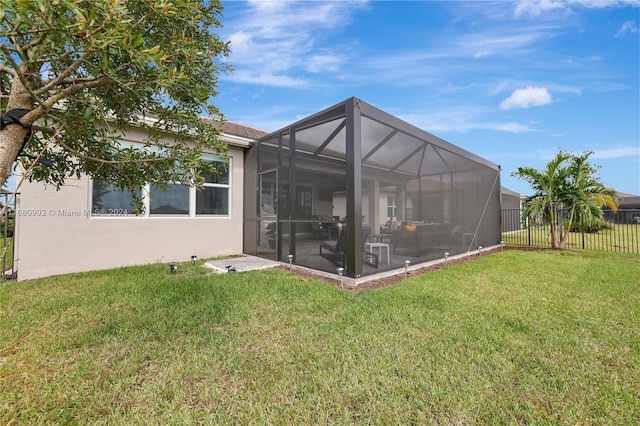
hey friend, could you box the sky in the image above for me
[215,0,640,197]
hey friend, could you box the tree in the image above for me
[0,0,231,210]
[512,151,618,249]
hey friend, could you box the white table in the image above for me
[365,242,390,265]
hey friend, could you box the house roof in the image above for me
[617,191,639,199]
[200,118,269,147]
[219,121,270,140]
[132,113,269,148]
[501,186,520,197]
[618,193,640,207]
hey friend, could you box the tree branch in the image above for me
[0,65,16,77]
[49,75,105,88]
[23,30,50,52]
[0,44,46,107]
[55,137,184,166]
[40,75,112,112]
[35,49,93,95]
[31,124,56,135]
[0,26,54,39]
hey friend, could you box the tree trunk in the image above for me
[550,221,560,249]
[559,223,571,250]
[558,207,575,250]
[0,76,36,189]
[549,208,561,249]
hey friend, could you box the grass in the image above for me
[1,250,639,424]
[0,236,13,274]
[503,223,640,253]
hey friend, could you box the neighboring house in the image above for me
[14,120,267,281]
[500,186,522,233]
[14,97,506,281]
[604,192,640,224]
[616,193,640,210]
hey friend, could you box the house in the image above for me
[500,186,522,233]
[13,120,267,281]
[603,192,640,224]
[14,97,503,281]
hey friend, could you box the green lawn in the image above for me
[1,250,639,424]
[503,224,640,253]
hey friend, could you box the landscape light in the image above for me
[478,246,483,256]
[337,267,344,288]
[501,240,505,251]
[287,254,293,269]
[444,252,449,266]
[404,260,411,279]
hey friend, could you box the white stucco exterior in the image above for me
[13,123,262,280]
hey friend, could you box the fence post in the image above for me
[581,211,585,249]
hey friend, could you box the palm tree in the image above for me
[563,152,618,238]
[513,151,571,249]
[512,151,617,249]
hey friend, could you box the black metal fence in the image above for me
[501,208,640,254]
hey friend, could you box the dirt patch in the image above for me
[277,246,542,291]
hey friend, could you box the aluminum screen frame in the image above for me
[244,97,502,279]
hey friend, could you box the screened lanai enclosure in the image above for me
[244,97,501,279]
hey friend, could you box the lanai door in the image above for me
[258,170,277,259]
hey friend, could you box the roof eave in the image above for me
[220,133,254,148]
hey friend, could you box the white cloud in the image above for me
[500,86,553,109]
[226,70,309,88]
[515,0,640,17]
[514,0,565,17]
[222,1,366,87]
[615,21,639,37]
[306,53,345,73]
[591,146,640,159]
[358,24,560,90]
[398,106,537,134]
[494,122,536,133]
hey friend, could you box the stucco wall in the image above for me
[14,146,245,281]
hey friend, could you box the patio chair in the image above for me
[319,224,378,268]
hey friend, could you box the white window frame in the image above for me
[387,195,397,219]
[89,179,142,217]
[89,151,232,219]
[195,156,231,217]
[148,182,192,217]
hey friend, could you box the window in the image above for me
[196,187,228,215]
[150,183,190,215]
[196,158,230,216]
[90,154,231,217]
[387,195,397,219]
[91,181,141,216]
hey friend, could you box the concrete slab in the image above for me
[204,255,281,274]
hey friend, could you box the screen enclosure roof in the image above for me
[254,97,500,177]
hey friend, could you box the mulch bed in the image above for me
[277,246,542,291]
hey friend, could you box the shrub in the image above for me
[567,217,612,233]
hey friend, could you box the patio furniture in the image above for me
[368,233,394,244]
[364,242,390,264]
[320,225,379,268]
[393,223,450,257]
[311,215,338,239]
